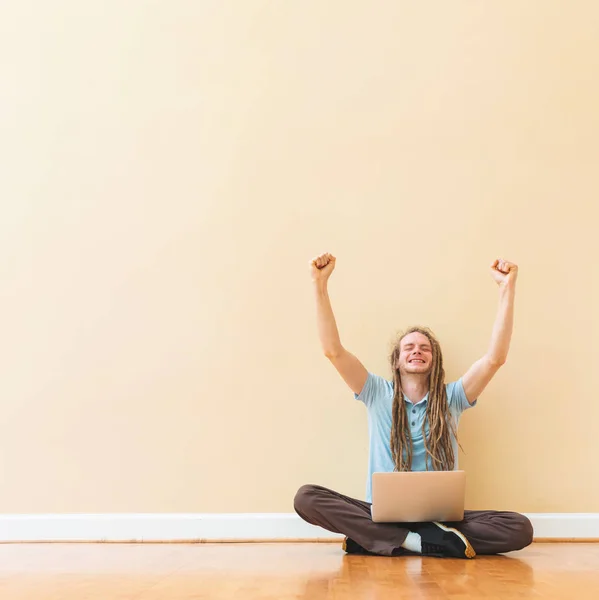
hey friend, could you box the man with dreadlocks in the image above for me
[294,253,533,559]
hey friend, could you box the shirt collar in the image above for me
[403,393,429,407]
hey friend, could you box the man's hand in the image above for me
[311,253,336,282]
[490,259,518,287]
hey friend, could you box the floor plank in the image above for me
[0,542,597,599]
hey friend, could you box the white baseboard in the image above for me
[526,513,599,539]
[0,513,597,543]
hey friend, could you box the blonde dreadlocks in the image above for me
[389,326,458,472]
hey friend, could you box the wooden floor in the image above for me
[0,542,597,599]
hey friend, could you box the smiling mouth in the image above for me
[409,359,425,364]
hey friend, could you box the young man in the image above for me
[294,253,533,559]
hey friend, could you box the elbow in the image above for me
[324,347,343,360]
[488,356,507,368]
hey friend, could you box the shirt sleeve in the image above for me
[354,372,393,408]
[447,378,477,415]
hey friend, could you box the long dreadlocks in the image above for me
[389,326,458,472]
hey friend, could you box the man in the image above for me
[294,253,533,559]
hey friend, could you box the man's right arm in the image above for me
[311,253,368,396]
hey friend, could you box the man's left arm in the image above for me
[462,259,518,404]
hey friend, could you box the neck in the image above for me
[400,373,430,404]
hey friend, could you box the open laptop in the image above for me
[370,470,466,523]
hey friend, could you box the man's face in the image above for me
[397,332,433,375]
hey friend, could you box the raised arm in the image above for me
[462,259,518,403]
[311,253,368,395]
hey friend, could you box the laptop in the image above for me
[370,470,466,523]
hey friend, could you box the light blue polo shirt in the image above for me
[355,372,476,503]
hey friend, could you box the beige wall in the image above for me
[0,1,597,514]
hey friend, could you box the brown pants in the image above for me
[294,484,534,556]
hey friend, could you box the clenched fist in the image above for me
[490,259,518,287]
[311,252,336,282]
